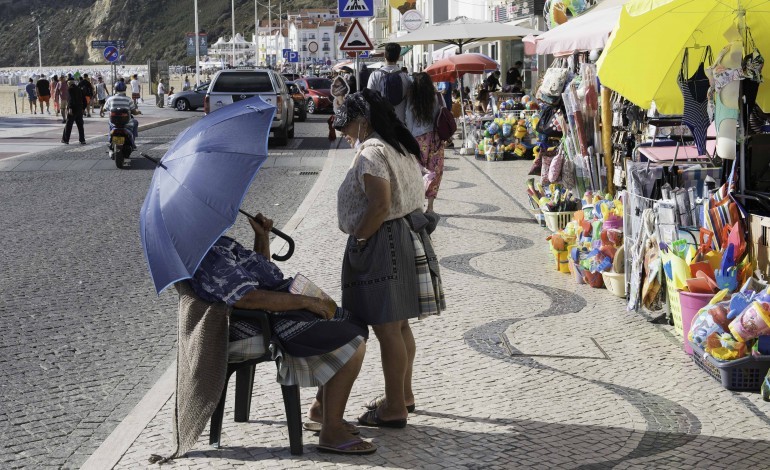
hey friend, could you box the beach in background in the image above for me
[0,65,214,116]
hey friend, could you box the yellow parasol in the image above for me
[597,0,770,114]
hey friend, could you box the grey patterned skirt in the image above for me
[341,217,420,325]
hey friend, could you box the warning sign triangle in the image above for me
[339,19,373,51]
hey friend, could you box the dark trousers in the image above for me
[63,113,85,143]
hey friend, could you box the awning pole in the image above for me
[457,69,468,148]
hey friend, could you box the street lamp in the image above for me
[194,0,201,85]
[231,0,237,66]
[36,23,42,68]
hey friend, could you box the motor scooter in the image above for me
[108,107,135,169]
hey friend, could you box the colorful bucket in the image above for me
[552,249,571,273]
[679,290,715,355]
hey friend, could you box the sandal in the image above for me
[365,396,415,413]
[357,409,407,429]
[317,439,377,455]
[302,421,359,435]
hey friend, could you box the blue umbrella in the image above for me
[140,96,279,294]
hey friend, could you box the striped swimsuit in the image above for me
[677,47,712,156]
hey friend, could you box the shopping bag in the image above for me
[705,163,743,250]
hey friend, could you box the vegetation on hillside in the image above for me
[0,0,336,67]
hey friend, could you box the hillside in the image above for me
[0,0,337,67]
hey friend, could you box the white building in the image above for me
[207,33,256,67]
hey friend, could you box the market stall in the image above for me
[545,0,770,395]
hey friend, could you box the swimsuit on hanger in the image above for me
[742,29,764,131]
[678,47,712,155]
[708,44,744,133]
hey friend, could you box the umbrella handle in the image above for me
[270,227,294,262]
[238,209,294,261]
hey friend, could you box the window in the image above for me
[304,78,331,90]
[211,72,273,93]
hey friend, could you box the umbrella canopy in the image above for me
[597,0,770,114]
[390,16,540,53]
[528,5,625,56]
[140,97,276,294]
[424,53,499,82]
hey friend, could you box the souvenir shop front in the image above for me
[527,0,770,396]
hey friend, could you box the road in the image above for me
[0,112,336,469]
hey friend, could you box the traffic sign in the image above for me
[339,19,373,51]
[288,51,299,63]
[91,40,125,49]
[359,50,370,59]
[104,46,120,62]
[308,41,319,53]
[282,48,292,59]
[185,33,208,56]
[338,0,373,18]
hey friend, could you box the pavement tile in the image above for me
[100,143,770,469]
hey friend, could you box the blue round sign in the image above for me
[104,46,119,62]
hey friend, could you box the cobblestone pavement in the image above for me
[110,142,770,469]
[0,114,333,469]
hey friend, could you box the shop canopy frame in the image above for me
[386,16,541,54]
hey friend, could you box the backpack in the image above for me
[434,106,457,141]
[380,69,405,106]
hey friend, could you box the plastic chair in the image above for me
[209,307,303,455]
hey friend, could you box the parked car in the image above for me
[167,81,209,111]
[286,81,307,122]
[294,77,333,114]
[204,69,295,145]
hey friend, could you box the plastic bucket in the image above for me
[552,249,571,273]
[602,272,626,298]
[569,259,585,284]
[679,291,716,355]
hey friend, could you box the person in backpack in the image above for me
[366,42,412,125]
[405,73,445,213]
[78,74,94,117]
[62,78,87,145]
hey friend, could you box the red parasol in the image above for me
[424,53,499,82]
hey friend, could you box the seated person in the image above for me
[474,88,490,114]
[104,81,140,147]
[189,212,376,455]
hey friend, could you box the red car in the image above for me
[294,77,333,114]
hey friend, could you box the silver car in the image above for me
[204,69,295,145]
[168,82,210,111]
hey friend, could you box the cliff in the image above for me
[0,0,337,67]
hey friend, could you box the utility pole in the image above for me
[36,23,42,68]
[267,0,271,67]
[255,0,259,66]
[231,0,237,66]
[194,0,201,85]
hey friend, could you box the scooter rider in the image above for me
[105,81,141,149]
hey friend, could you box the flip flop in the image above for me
[365,396,416,413]
[317,439,377,455]
[357,409,407,429]
[302,421,360,435]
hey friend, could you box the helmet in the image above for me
[115,81,127,92]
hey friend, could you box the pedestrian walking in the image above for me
[366,42,412,126]
[156,80,166,108]
[96,76,109,117]
[36,76,51,114]
[130,74,142,106]
[56,76,70,123]
[62,78,87,145]
[51,75,60,116]
[405,72,446,213]
[182,76,191,91]
[25,78,38,114]
[333,89,445,430]
[78,74,94,117]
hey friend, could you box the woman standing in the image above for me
[405,72,446,213]
[334,89,445,428]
